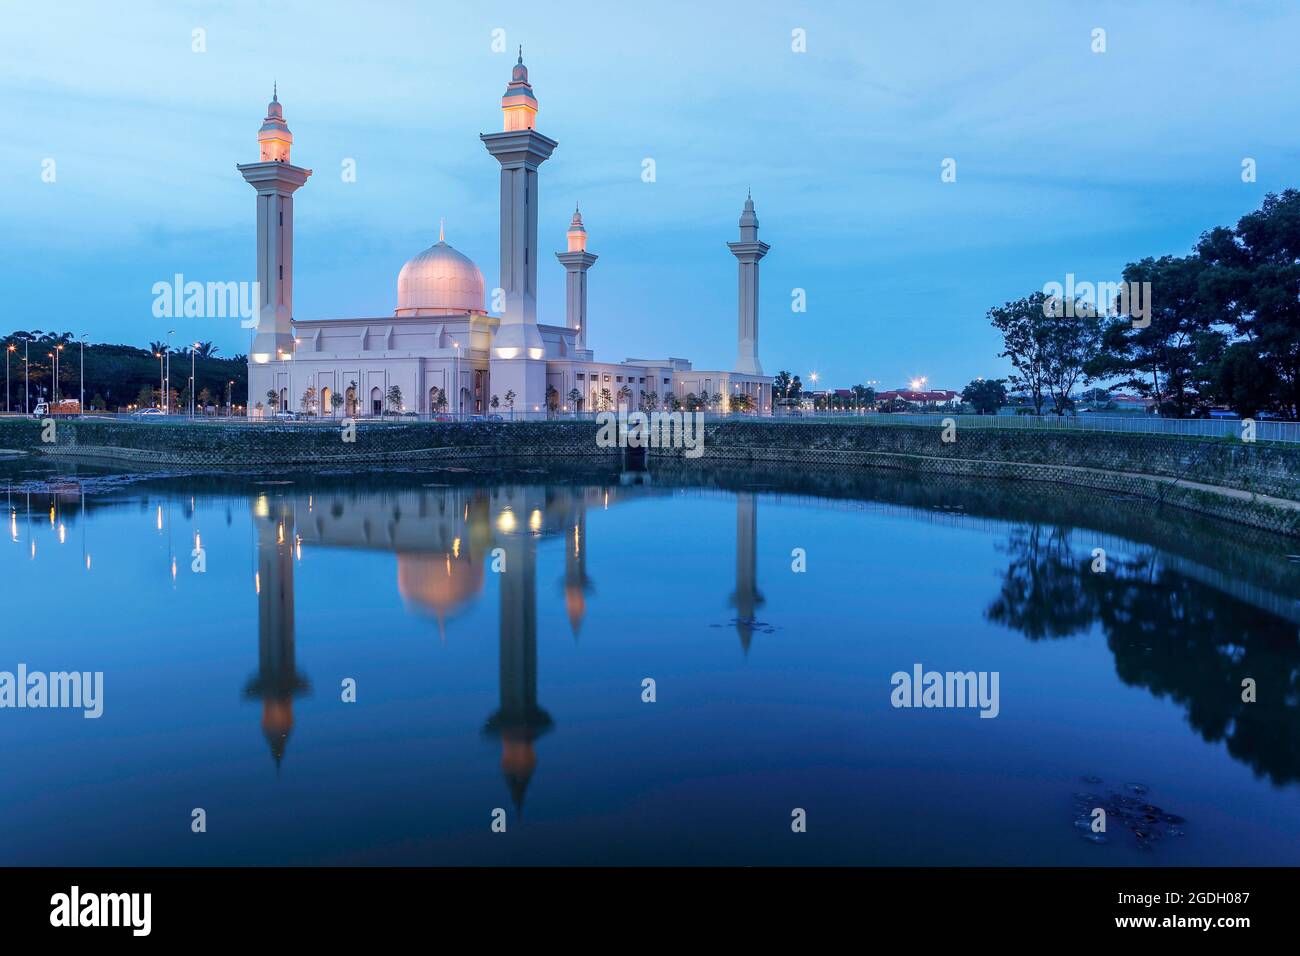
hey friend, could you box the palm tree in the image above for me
[194,341,219,359]
[149,340,168,356]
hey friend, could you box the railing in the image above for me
[4,408,1297,443]
[793,411,1300,443]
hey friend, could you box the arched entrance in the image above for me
[279,388,288,412]
[345,385,357,416]
[321,386,332,417]
[370,386,382,416]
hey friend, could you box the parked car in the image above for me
[130,408,165,417]
[271,411,298,421]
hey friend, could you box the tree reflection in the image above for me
[988,523,1300,785]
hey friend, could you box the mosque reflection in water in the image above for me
[249,480,764,807]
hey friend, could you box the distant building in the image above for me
[875,388,960,407]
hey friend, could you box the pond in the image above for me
[1,456,1297,865]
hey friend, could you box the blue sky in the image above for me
[4,0,1299,390]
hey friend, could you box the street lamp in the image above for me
[5,343,14,414]
[23,340,29,414]
[453,340,460,418]
[165,329,174,413]
[54,343,63,403]
[227,380,234,417]
[190,342,199,417]
[79,334,87,412]
[155,352,164,409]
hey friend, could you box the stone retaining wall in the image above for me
[2,416,1296,534]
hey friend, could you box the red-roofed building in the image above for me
[876,389,961,407]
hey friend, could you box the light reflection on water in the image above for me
[1,458,1298,866]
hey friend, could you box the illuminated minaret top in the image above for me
[257,84,293,162]
[565,205,587,251]
[501,47,538,131]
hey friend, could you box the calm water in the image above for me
[1,456,1298,866]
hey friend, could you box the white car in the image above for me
[131,408,165,417]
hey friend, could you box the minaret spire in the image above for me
[558,203,597,356]
[439,217,445,243]
[483,52,557,414]
[728,192,769,376]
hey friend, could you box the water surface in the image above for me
[2,457,1298,865]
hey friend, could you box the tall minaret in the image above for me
[555,205,597,358]
[482,50,557,413]
[238,87,312,373]
[727,191,769,376]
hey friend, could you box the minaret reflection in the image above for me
[484,487,553,812]
[729,492,764,652]
[560,494,594,638]
[246,494,310,770]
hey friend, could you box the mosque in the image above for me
[240,53,774,419]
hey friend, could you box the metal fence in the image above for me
[3,408,1297,443]
[801,411,1300,443]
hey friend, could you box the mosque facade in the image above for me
[241,55,774,419]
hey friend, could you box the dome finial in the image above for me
[273,80,278,102]
[439,217,445,243]
[518,45,523,64]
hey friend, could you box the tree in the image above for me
[1196,189,1300,418]
[639,390,658,412]
[597,388,612,411]
[546,383,559,413]
[331,392,345,416]
[773,370,793,403]
[194,342,219,358]
[961,378,1008,415]
[197,387,212,412]
[1044,307,1101,415]
[504,389,516,415]
[731,393,754,413]
[988,293,1052,414]
[1085,255,1211,416]
[136,384,156,409]
[385,385,403,413]
[266,388,280,411]
[851,384,876,410]
[301,385,317,415]
[617,385,632,409]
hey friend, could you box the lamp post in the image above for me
[165,329,174,413]
[23,340,29,414]
[79,334,87,412]
[5,343,14,414]
[190,343,198,417]
[54,344,63,403]
[156,352,164,409]
[227,380,234,417]
[453,340,460,419]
